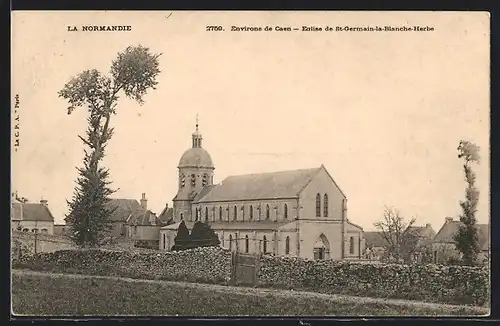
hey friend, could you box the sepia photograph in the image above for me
[11,11,490,317]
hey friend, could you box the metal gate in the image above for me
[231,252,260,286]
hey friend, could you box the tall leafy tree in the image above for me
[453,140,481,265]
[60,45,161,248]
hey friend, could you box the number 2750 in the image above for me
[206,26,223,31]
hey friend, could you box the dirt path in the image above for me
[12,269,489,314]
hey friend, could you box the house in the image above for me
[159,120,365,260]
[362,223,435,262]
[53,224,68,236]
[64,193,160,247]
[432,216,490,264]
[11,196,55,234]
[125,194,162,249]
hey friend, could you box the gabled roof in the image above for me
[193,167,322,203]
[434,220,490,249]
[127,210,159,226]
[363,231,387,248]
[158,205,174,225]
[106,198,143,222]
[11,203,55,222]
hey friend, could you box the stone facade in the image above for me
[160,122,365,260]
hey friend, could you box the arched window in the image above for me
[266,205,270,220]
[284,203,288,219]
[229,234,233,250]
[22,228,28,232]
[349,236,355,255]
[191,174,196,187]
[41,228,48,233]
[263,236,267,253]
[323,194,329,217]
[285,236,290,254]
[234,206,237,220]
[245,235,249,253]
[32,228,38,233]
[316,193,321,217]
[219,207,223,220]
[205,207,209,221]
[250,205,253,220]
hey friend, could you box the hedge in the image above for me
[13,247,232,285]
[257,255,490,306]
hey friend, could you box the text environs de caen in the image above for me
[67,25,132,32]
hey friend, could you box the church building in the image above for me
[159,121,365,260]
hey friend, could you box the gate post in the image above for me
[230,251,237,285]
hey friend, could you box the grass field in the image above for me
[11,271,489,317]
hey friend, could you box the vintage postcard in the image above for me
[11,11,490,317]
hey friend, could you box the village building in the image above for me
[11,195,55,235]
[363,223,436,262]
[159,121,365,260]
[432,217,490,265]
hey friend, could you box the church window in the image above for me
[191,174,196,187]
[263,236,267,253]
[316,193,321,217]
[323,194,329,217]
[163,234,166,249]
[285,236,290,254]
[245,235,249,253]
[349,236,355,255]
[241,206,245,220]
[180,174,185,187]
[205,207,209,222]
[219,207,223,220]
[234,206,237,220]
[284,203,288,219]
[250,205,253,220]
[202,174,208,187]
[22,228,28,232]
[266,205,270,220]
[229,234,233,250]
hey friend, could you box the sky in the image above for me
[11,11,490,231]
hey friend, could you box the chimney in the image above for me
[140,193,147,210]
[425,223,431,228]
[445,216,453,223]
[40,198,48,207]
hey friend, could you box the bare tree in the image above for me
[374,206,422,263]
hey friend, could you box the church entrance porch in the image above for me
[313,234,330,260]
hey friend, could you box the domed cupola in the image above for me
[178,116,214,169]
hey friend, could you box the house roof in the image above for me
[11,203,55,222]
[193,167,322,203]
[434,220,490,249]
[363,231,386,248]
[157,205,174,224]
[106,198,144,222]
[127,210,159,226]
[161,220,293,231]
